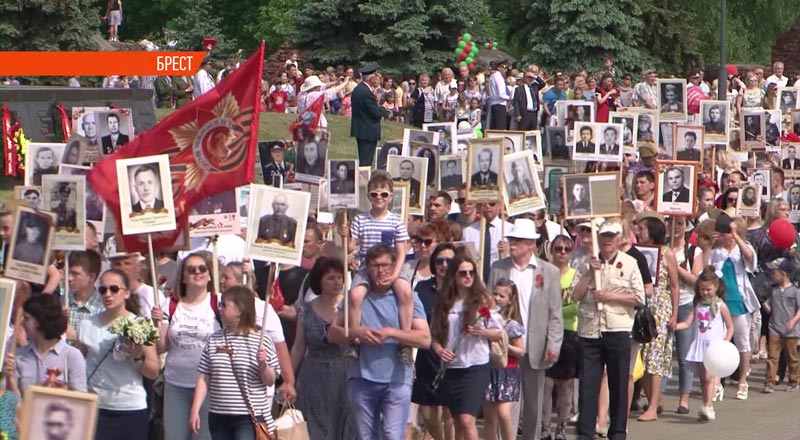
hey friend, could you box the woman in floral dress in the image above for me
[635,214,680,422]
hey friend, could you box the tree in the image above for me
[637,0,703,74]
[249,0,303,55]
[0,0,99,52]
[168,0,237,55]
[283,0,489,76]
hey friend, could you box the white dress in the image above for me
[685,303,727,364]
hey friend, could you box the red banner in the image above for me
[289,94,325,142]
[55,104,71,142]
[1,106,15,177]
[89,42,265,253]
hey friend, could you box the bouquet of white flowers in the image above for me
[108,316,160,361]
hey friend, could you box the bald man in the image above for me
[257,195,297,244]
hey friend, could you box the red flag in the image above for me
[289,94,324,142]
[89,43,265,253]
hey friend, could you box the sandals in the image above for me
[712,384,724,402]
[736,383,749,400]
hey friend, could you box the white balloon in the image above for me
[703,340,739,378]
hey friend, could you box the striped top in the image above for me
[351,211,409,265]
[197,329,280,431]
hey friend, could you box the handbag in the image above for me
[223,331,276,440]
[275,402,310,440]
[632,305,658,344]
[489,324,509,368]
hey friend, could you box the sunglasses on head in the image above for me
[370,191,390,199]
[434,257,452,266]
[99,285,125,295]
[185,264,209,274]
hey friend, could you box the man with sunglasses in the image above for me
[486,218,563,440]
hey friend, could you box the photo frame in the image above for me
[390,182,410,224]
[58,164,106,238]
[25,143,66,186]
[0,279,15,368]
[778,87,799,114]
[545,126,570,161]
[357,166,372,213]
[673,125,705,162]
[700,100,730,145]
[317,179,329,214]
[561,172,621,220]
[19,385,99,440]
[41,175,86,251]
[188,189,240,237]
[410,141,439,190]
[556,100,596,128]
[596,123,624,163]
[5,205,56,284]
[659,122,676,159]
[657,79,688,122]
[466,139,503,203]
[628,108,660,148]
[257,140,295,188]
[13,186,43,209]
[245,184,311,266]
[523,130,544,167]
[375,140,403,171]
[737,184,762,217]
[544,166,569,216]
[439,155,465,197]
[386,155,428,215]
[402,128,439,156]
[749,168,771,201]
[501,150,546,217]
[237,185,250,228]
[71,106,108,150]
[485,130,526,154]
[654,160,698,216]
[609,111,639,151]
[95,109,134,155]
[765,109,782,149]
[741,109,766,150]
[423,122,457,155]
[293,139,328,184]
[115,154,177,235]
[633,244,661,285]
[62,134,94,165]
[328,159,358,210]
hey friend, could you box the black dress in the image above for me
[411,278,447,406]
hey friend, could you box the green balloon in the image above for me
[459,61,467,67]
[484,42,489,48]
[471,47,479,55]
[463,33,472,41]
[454,47,461,55]
[492,46,497,51]
[458,41,466,49]
[465,56,473,64]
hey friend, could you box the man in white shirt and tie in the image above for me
[131,165,164,212]
[488,60,511,130]
[194,57,216,98]
[463,202,513,281]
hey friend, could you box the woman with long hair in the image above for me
[431,253,502,440]
[290,257,355,439]
[78,269,159,440]
[190,286,280,439]
[151,253,219,440]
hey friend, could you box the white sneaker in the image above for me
[698,406,716,422]
[706,406,716,421]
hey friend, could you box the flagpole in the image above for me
[146,234,158,310]
[62,252,70,309]
[211,235,220,294]
[259,263,278,352]
[342,209,349,338]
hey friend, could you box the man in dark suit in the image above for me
[393,159,421,207]
[171,76,193,108]
[53,184,77,230]
[440,159,462,190]
[470,148,498,187]
[703,105,726,134]
[257,194,297,245]
[100,113,130,155]
[350,64,390,166]
[154,76,173,108]
[513,72,547,130]
[262,143,294,187]
[783,146,800,170]
[662,166,690,202]
[575,126,596,154]
[131,165,164,212]
[598,126,620,155]
[676,131,701,161]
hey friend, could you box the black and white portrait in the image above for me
[402,128,439,157]
[466,140,503,203]
[737,184,761,217]
[742,110,765,148]
[116,155,176,235]
[61,136,88,166]
[387,155,428,215]
[376,141,403,171]
[546,126,569,160]
[572,123,598,160]
[700,100,729,144]
[634,111,658,146]
[389,184,409,223]
[545,166,568,216]
[258,140,294,188]
[658,122,675,159]
[765,110,781,148]
[41,175,85,251]
[245,185,310,266]
[563,172,621,219]
[485,131,524,154]
[423,122,456,155]
[357,167,372,213]
[128,163,163,213]
[610,112,638,150]
[25,143,67,187]
[96,110,133,155]
[779,88,798,114]
[674,126,704,162]
[633,245,660,284]
[188,189,239,237]
[524,130,543,165]
[439,155,464,193]
[411,142,439,188]
[294,139,327,178]
[19,387,99,440]
[328,159,358,210]
[655,161,697,216]
[502,150,545,216]
[14,186,42,209]
[658,79,687,121]
[782,145,800,170]
[750,169,771,199]
[11,211,49,266]
[556,100,595,128]
[563,176,591,217]
[597,123,623,162]
[58,164,104,233]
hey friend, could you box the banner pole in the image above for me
[211,235,220,295]
[146,234,158,310]
[342,209,349,338]
[259,263,277,352]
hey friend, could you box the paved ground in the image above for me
[470,359,799,440]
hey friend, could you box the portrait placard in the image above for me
[609,111,639,152]
[736,184,762,217]
[41,175,86,251]
[258,140,295,188]
[673,125,704,162]
[328,159,358,210]
[61,134,93,166]
[523,130,544,167]
[700,100,730,145]
[245,184,310,266]
[501,150,546,217]
[749,168,771,201]
[386,155,428,216]
[439,155,465,197]
[765,109,782,149]
[485,130,525,154]
[659,122,676,159]
[376,141,403,171]
[13,186,43,209]
[294,139,328,184]
[237,185,250,228]
[5,206,56,285]
[0,279,15,368]
[633,244,661,285]
[571,123,601,161]
[411,141,439,190]
[561,172,620,220]
[423,122,457,155]
[628,108,660,149]
[390,182,410,224]
[545,126,570,161]
[654,160,698,216]
[19,386,99,440]
[96,109,134,156]
[58,164,106,239]
[402,128,439,156]
[657,79,688,122]
[466,139,503,203]
[544,166,569,216]
[357,167,372,213]
[188,189,240,237]
[71,106,108,149]
[783,144,800,170]
[741,109,766,150]
[556,100,595,128]
[116,154,177,235]
[25,143,66,186]
[778,87,799,114]
[317,179,329,214]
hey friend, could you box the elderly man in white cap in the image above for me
[571,219,645,440]
[487,218,563,440]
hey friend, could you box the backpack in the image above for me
[168,293,222,327]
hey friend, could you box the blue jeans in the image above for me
[165,382,211,440]
[208,413,254,440]
[348,378,411,440]
[674,303,696,395]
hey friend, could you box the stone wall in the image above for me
[771,19,800,75]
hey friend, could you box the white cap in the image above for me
[504,218,540,240]
[598,220,623,235]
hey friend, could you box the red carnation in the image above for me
[616,262,623,269]
[536,274,544,289]
[478,306,491,319]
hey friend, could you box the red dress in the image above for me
[595,87,618,123]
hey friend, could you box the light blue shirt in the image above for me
[15,338,87,393]
[348,291,425,385]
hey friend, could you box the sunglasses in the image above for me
[458,269,475,277]
[727,198,737,204]
[99,285,125,295]
[414,238,434,247]
[408,82,416,85]
[553,245,573,253]
[185,264,209,274]
[370,191,391,199]
[434,257,452,266]
[455,198,467,204]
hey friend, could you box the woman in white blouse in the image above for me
[430,252,502,440]
[78,269,159,440]
[152,253,219,440]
